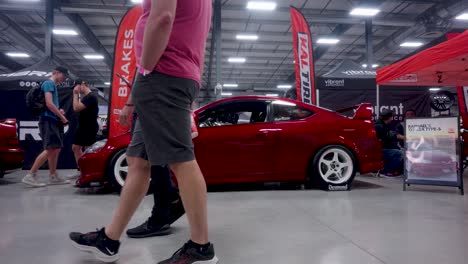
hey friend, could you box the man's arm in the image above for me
[73,93,87,112]
[119,94,134,126]
[45,92,67,123]
[139,0,177,71]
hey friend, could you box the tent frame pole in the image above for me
[376,85,380,119]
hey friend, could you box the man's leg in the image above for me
[72,144,83,165]
[29,150,48,174]
[126,165,185,238]
[170,160,208,244]
[47,148,61,176]
[105,156,151,240]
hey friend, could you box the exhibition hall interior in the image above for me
[1,0,468,263]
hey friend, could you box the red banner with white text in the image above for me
[108,6,142,138]
[290,6,316,105]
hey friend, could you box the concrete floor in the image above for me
[1,170,467,264]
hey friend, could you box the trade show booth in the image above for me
[0,58,78,169]
[317,60,431,121]
[376,30,468,194]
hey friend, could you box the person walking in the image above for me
[69,1,215,260]
[22,66,71,187]
[70,80,99,178]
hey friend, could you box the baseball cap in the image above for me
[55,66,69,76]
[381,109,394,119]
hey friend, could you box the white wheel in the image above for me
[317,148,354,184]
[113,152,128,187]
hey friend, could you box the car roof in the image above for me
[195,96,319,113]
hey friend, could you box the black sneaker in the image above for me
[158,241,218,264]
[126,221,171,238]
[126,198,185,238]
[69,228,120,263]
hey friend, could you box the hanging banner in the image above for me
[290,6,316,105]
[108,6,142,138]
[404,117,464,194]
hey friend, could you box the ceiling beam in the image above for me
[0,53,24,72]
[63,12,113,67]
[0,14,71,71]
[356,0,463,63]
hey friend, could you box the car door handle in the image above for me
[256,131,269,137]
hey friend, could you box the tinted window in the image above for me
[273,103,313,121]
[198,101,267,127]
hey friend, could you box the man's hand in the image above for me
[397,134,405,141]
[59,109,65,115]
[61,116,69,125]
[119,105,133,126]
[73,86,80,95]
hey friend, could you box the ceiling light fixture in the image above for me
[317,38,340,44]
[236,34,259,41]
[53,29,78,36]
[104,82,111,85]
[223,84,238,88]
[400,42,423,47]
[247,1,277,11]
[455,13,468,20]
[266,93,279,97]
[228,57,246,63]
[84,54,104,60]
[429,88,441,91]
[362,64,379,68]
[277,84,292,89]
[221,92,233,96]
[6,52,30,58]
[131,0,143,3]
[350,7,380,17]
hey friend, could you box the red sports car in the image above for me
[77,96,383,191]
[0,119,24,177]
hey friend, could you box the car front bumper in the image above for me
[76,151,108,187]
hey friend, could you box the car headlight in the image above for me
[84,139,107,154]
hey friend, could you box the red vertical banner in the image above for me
[290,6,316,105]
[108,6,142,138]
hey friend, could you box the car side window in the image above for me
[272,103,313,122]
[198,101,268,127]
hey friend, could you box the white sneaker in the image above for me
[22,174,46,187]
[48,175,71,185]
[67,171,81,180]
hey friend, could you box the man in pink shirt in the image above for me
[69,1,216,263]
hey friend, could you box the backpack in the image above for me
[26,86,46,116]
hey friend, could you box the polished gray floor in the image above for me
[1,170,467,264]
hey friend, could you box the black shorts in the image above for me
[74,126,98,147]
[39,117,64,149]
[130,71,198,166]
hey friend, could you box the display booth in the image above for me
[0,58,78,169]
[377,30,468,195]
[317,60,431,123]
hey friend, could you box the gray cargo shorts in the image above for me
[39,116,64,149]
[127,71,198,166]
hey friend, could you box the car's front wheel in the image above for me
[309,145,357,190]
[108,149,128,193]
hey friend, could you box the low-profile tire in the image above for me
[309,145,357,190]
[108,149,128,193]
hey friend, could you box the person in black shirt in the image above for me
[374,109,405,177]
[71,80,99,177]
